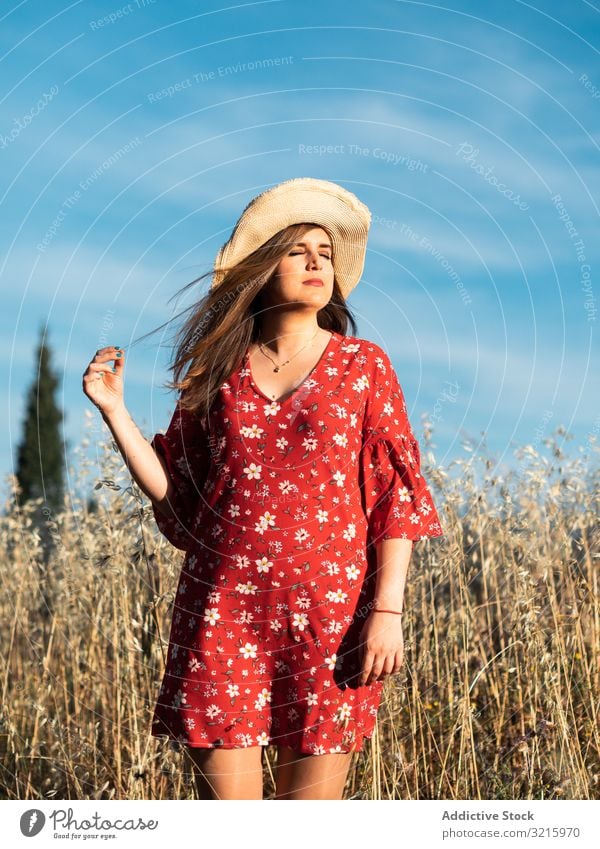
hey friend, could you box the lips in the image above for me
[303,279,323,286]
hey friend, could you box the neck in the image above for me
[256,316,325,358]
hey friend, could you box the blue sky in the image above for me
[2,0,599,502]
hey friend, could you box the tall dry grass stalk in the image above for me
[0,413,598,799]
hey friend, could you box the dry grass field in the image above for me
[1,416,598,800]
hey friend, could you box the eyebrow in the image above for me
[293,241,332,249]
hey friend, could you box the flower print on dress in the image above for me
[358,345,444,544]
[150,399,211,552]
[150,332,444,755]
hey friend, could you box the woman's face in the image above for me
[265,226,335,309]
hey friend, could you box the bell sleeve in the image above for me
[358,349,443,544]
[150,396,210,552]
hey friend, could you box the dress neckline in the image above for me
[244,330,340,405]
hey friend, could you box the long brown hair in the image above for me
[133,222,359,417]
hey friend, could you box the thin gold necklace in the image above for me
[258,327,321,373]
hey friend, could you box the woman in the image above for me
[82,177,444,800]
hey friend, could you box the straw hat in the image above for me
[211,177,371,299]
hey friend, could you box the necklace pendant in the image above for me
[273,366,280,372]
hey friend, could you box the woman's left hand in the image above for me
[358,611,404,686]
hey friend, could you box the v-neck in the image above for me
[244,331,340,405]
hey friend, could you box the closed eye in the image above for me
[289,251,332,259]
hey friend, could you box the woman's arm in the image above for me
[82,345,178,522]
[372,538,413,611]
[101,403,176,521]
[358,538,412,686]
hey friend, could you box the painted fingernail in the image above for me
[111,367,117,373]
[116,351,122,357]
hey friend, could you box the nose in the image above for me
[307,249,322,269]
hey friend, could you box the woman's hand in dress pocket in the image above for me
[358,611,404,686]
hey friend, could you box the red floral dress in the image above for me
[150,331,443,755]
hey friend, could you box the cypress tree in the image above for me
[15,325,66,538]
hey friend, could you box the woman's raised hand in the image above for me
[82,346,126,417]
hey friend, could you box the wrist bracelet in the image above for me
[372,608,403,615]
